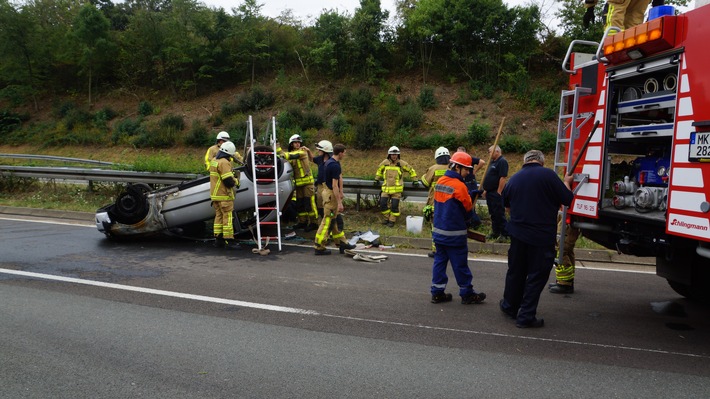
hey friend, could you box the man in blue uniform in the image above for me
[430,152,486,305]
[500,150,574,328]
[482,145,509,241]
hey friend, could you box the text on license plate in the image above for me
[689,132,710,161]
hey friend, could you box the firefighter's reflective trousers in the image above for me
[213,200,235,239]
[314,187,346,250]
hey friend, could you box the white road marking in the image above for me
[0,268,317,315]
[0,267,705,360]
[0,216,94,227]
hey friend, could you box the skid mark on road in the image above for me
[1,267,704,360]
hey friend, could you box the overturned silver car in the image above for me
[96,146,294,238]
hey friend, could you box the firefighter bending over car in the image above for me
[280,134,318,231]
[204,131,242,171]
[210,141,240,250]
[375,146,418,227]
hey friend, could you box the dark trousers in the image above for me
[431,243,474,297]
[485,191,508,237]
[502,237,555,324]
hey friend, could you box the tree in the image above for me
[351,0,389,80]
[0,1,40,109]
[70,4,116,105]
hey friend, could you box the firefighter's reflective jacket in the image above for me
[375,159,417,194]
[421,164,448,206]
[280,147,315,187]
[209,157,238,201]
[205,144,243,171]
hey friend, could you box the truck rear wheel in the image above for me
[662,252,710,304]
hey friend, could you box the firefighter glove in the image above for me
[412,180,420,187]
[423,205,434,221]
[651,0,664,6]
[583,7,594,28]
[373,180,380,187]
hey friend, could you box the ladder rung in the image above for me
[260,236,279,239]
[254,151,273,155]
[255,165,274,168]
[258,207,277,210]
[259,222,278,225]
[557,138,571,143]
[560,114,573,119]
[256,179,275,182]
[258,193,276,196]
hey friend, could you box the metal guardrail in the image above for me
[0,153,117,166]
[0,166,201,185]
[0,165,429,198]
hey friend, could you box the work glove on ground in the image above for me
[583,7,595,28]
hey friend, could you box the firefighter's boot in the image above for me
[223,239,240,250]
[549,282,574,294]
[213,234,225,248]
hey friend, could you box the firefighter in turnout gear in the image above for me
[209,141,240,249]
[279,134,317,230]
[375,146,418,227]
[549,219,581,294]
[314,144,356,255]
[204,131,242,171]
[421,147,451,258]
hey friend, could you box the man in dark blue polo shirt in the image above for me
[482,145,509,241]
[500,150,574,328]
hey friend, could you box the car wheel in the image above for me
[244,145,284,183]
[112,183,151,225]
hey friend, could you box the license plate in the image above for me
[689,132,710,162]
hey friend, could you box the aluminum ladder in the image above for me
[554,86,593,265]
[248,116,282,252]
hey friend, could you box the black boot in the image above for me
[213,234,225,248]
[224,239,240,250]
[549,283,574,294]
[339,241,357,254]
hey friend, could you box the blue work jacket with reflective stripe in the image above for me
[432,169,473,247]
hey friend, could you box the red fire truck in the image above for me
[558,4,710,302]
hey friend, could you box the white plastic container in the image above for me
[406,215,424,234]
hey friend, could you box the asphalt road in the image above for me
[1,216,710,398]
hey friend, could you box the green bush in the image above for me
[53,101,76,119]
[236,87,275,112]
[301,111,324,131]
[453,89,470,106]
[63,108,93,131]
[185,120,211,147]
[276,107,303,130]
[159,114,185,131]
[418,86,437,110]
[411,132,460,150]
[133,125,177,149]
[500,135,533,154]
[339,87,372,114]
[466,121,490,145]
[331,113,350,137]
[354,112,383,150]
[395,102,423,130]
[0,110,23,135]
[221,101,238,118]
[138,101,154,116]
[537,130,557,153]
[529,88,559,121]
[112,118,142,144]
